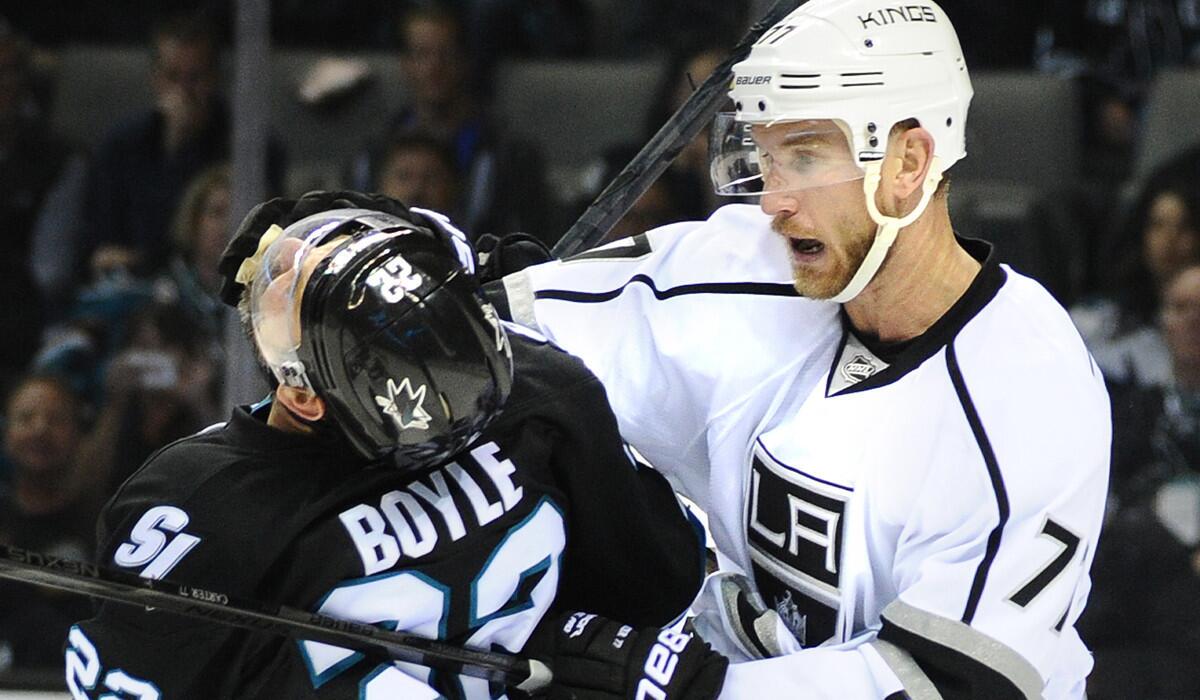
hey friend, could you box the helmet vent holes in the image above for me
[946,117,953,127]
[864,38,874,48]
[841,71,885,89]
[779,73,821,90]
[868,136,879,147]
[735,101,743,112]
[757,101,766,112]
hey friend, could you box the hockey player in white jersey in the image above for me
[492,1,1112,698]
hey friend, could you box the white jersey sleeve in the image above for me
[500,204,840,508]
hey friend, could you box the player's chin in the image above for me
[790,270,847,300]
[789,257,850,299]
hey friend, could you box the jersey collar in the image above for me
[226,401,352,456]
[826,237,1006,397]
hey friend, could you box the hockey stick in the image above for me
[0,543,551,693]
[550,0,804,258]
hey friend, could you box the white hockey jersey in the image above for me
[496,204,1111,700]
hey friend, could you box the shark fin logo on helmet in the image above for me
[375,377,433,431]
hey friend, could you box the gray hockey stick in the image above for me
[551,0,805,258]
[0,543,551,693]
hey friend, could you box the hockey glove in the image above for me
[476,232,553,283]
[217,195,295,306]
[544,612,728,700]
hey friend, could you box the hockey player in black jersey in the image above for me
[67,192,724,699]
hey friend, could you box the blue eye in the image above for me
[788,152,818,170]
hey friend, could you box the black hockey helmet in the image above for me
[247,207,513,467]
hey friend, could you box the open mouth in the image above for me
[789,238,825,256]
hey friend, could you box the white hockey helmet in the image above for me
[713,0,974,302]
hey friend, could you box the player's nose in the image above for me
[764,186,823,230]
[760,189,800,220]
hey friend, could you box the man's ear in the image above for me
[879,126,936,216]
[277,385,326,422]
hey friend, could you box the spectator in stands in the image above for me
[1105,262,1200,498]
[164,163,230,339]
[75,300,220,500]
[347,3,549,242]
[1081,263,1200,700]
[0,22,78,386]
[29,165,231,435]
[82,12,282,282]
[0,373,96,671]
[1072,174,1200,386]
[373,134,461,220]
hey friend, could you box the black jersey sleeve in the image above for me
[68,437,382,699]
[69,461,289,698]
[499,338,706,628]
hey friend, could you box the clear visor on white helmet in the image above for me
[247,210,402,382]
[710,114,866,196]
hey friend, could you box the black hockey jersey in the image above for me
[68,332,704,699]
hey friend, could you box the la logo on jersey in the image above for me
[746,444,851,646]
[375,377,433,431]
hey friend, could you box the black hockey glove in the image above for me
[217,195,294,306]
[216,190,425,307]
[543,612,728,700]
[476,232,553,283]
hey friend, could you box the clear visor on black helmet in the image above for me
[710,114,866,196]
[248,209,411,385]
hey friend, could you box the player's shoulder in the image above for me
[112,419,238,505]
[500,329,606,418]
[950,266,1110,472]
[640,203,796,285]
[965,266,1101,386]
[104,406,337,532]
[543,204,794,288]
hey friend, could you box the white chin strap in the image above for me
[829,157,945,304]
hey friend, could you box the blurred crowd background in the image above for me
[0,1,1198,697]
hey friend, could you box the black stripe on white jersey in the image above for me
[534,275,801,304]
[946,342,1010,626]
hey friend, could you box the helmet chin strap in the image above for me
[829,157,945,304]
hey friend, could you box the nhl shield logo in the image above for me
[840,354,878,384]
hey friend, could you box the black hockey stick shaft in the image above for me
[550,0,804,258]
[0,544,551,692]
